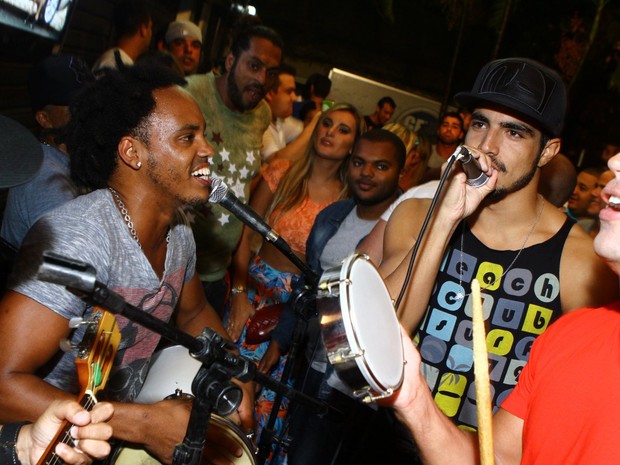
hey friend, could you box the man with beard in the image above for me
[0,63,253,464]
[1,55,92,251]
[426,111,465,170]
[185,20,283,315]
[380,57,618,431]
[386,157,620,465]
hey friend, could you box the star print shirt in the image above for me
[185,71,271,281]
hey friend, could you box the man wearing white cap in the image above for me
[164,20,203,75]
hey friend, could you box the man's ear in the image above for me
[538,138,562,168]
[34,110,53,129]
[117,136,143,170]
[225,53,235,73]
[140,22,150,38]
[265,89,276,103]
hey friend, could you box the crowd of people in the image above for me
[1,1,619,465]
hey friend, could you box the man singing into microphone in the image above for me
[380,57,618,433]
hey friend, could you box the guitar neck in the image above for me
[36,391,98,465]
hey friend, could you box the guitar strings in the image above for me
[41,394,97,465]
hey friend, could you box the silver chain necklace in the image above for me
[456,195,545,301]
[109,187,142,248]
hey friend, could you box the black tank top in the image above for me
[415,217,574,429]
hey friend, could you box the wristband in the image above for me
[0,421,30,465]
[230,285,247,296]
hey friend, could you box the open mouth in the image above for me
[246,86,264,102]
[608,195,620,211]
[192,167,211,180]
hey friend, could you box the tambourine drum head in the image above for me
[341,255,403,393]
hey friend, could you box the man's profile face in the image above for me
[438,116,464,145]
[266,73,296,120]
[593,151,620,273]
[167,37,202,75]
[377,103,395,124]
[226,36,282,112]
[140,86,214,207]
[568,171,598,216]
[348,139,401,206]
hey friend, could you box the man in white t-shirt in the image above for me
[262,64,300,161]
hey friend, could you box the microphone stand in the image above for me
[209,179,324,463]
[254,282,317,465]
[37,252,328,465]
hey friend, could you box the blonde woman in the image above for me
[227,103,363,453]
[383,122,431,190]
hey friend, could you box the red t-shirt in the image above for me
[502,301,620,464]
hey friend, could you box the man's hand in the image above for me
[381,326,424,414]
[137,399,192,464]
[22,400,113,465]
[439,144,498,223]
[234,378,256,434]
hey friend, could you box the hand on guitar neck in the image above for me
[15,400,114,465]
[36,309,120,465]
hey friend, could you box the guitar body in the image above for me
[37,308,120,465]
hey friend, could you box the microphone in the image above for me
[208,176,318,283]
[208,175,281,244]
[453,146,489,188]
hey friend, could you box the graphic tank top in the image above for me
[416,217,574,429]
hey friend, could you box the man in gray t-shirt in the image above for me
[0,64,251,464]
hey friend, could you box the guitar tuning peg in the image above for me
[59,338,76,353]
[69,317,84,328]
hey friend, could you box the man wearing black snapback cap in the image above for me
[379,57,617,432]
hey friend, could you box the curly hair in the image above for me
[66,63,186,191]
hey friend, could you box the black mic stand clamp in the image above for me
[173,328,252,465]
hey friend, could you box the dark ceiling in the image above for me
[251,0,620,164]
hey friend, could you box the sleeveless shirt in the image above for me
[416,217,574,429]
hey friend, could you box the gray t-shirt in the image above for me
[319,208,377,271]
[311,208,377,373]
[1,144,78,249]
[9,189,195,401]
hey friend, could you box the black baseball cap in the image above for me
[454,58,567,137]
[0,115,43,189]
[28,55,93,112]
